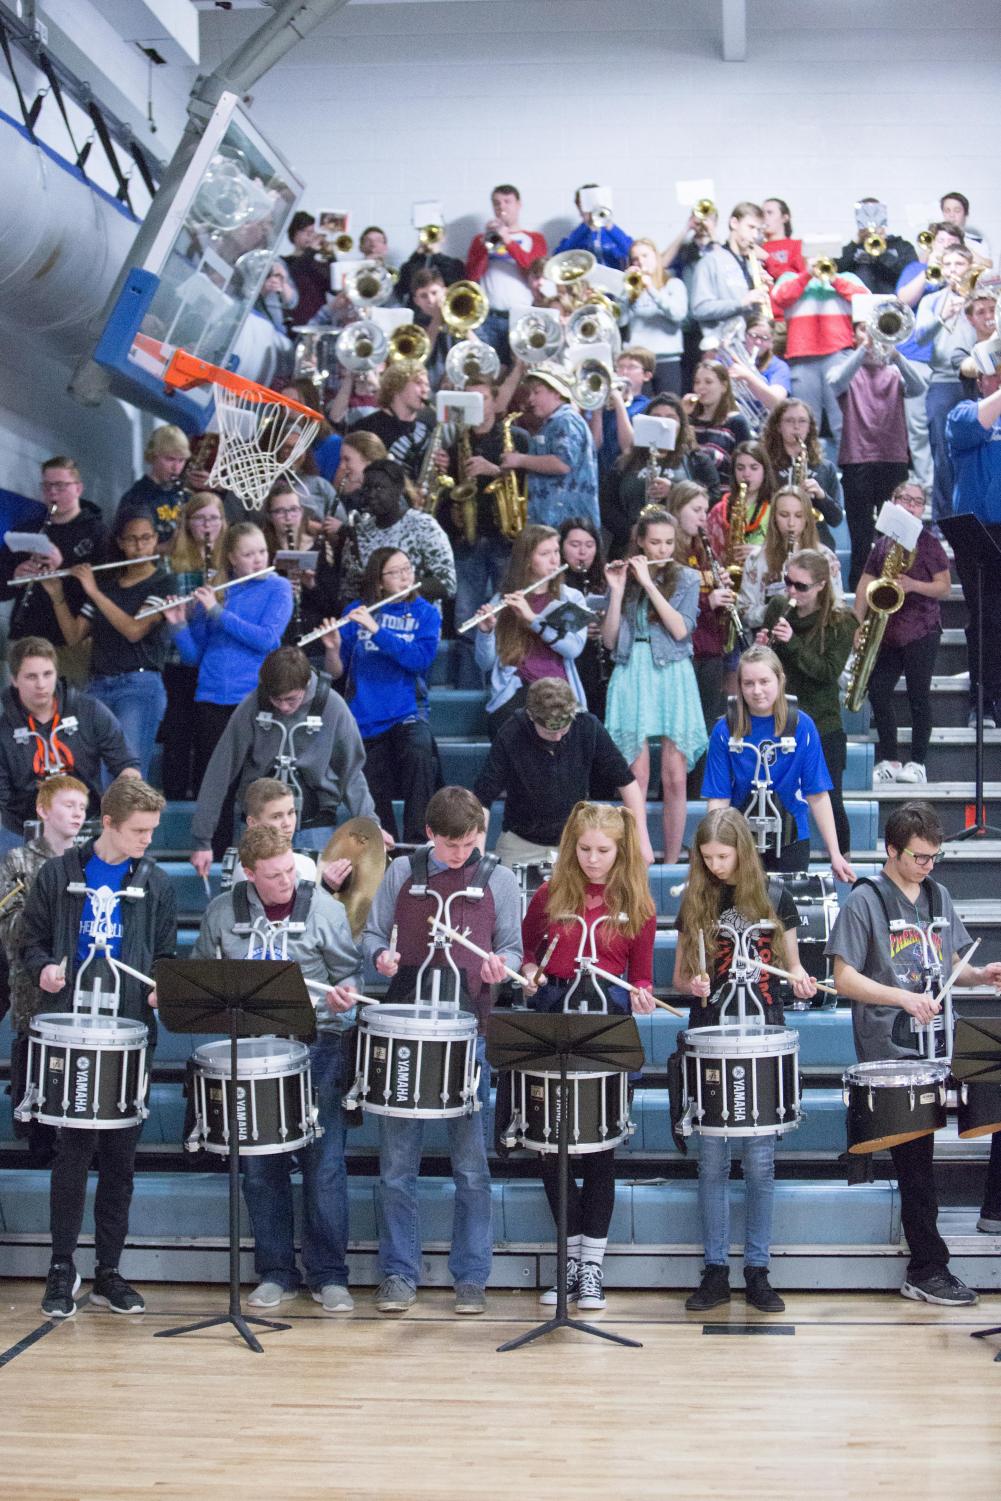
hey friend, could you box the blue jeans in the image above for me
[377,1035,492,1287]
[926,379,962,523]
[696,1132,776,1268]
[89,670,166,780]
[241,1033,350,1291]
[454,537,512,688]
[479,309,511,367]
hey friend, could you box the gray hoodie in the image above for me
[191,671,376,850]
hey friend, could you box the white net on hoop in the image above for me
[208,389,320,509]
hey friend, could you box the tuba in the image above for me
[388,324,431,365]
[344,259,396,309]
[510,310,565,364]
[486,411,528,541]
[566,301,621,357]
[334,319,388,372]
[844,542,913,712]
[442,280,488,336]
[445,339,500,389]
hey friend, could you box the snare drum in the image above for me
[512,857,555,917]
[15,1012,149,1130]
[187,1037,320,1156]
[349,1004,479,1119]
[957,1081,1001,1139]
[502,1069,633,1155]
[843,1059,949,1154]
[683,1024,801,1137]
[781,873,839,994]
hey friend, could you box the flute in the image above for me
[457,564,568,634]
[11,555,159,586]
[296,585,417,649]
[133,566,276,620]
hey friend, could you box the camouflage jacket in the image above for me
[0,838,57,1031]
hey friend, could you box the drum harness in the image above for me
[230,878,316,961]
[546,911,629,1014]
[726,695,800,858]
[853,875,951,1059]
[14,711,80,780]
[412,846,498,1013]
[254,676,331,815]
[67,854,155,1019]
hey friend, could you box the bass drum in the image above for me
[843,1059,948,1154]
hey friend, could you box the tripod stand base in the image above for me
[155,1312,291,1354]
[498,1313,642,1353]
[949,822,1001,844]
[970,1325,1001,1362]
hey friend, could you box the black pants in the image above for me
[950,519,1001,709]
[193,701,238,791]
[159,663,199,800]
[982,1130,1001,1217]
[820,728,850,855]
[50,1122,143,1268]
[841,460,910,592]
[540,1147,617,1241]
[889,1131,949,1281]
[689,655,726,798]
[867,630,939,764]
[363,718,437,844]
[763,838,810,873]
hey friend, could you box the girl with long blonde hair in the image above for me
[520,801,656,1313]
[626,238,688,396]
[473,524,588,738]
[674,808,815,1314]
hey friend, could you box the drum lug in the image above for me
[501,1113,525,1149]
[680,1104,695,1138]
[469,1062,482,1112]
[13,1084,40,1122]
[342,1074,364,1109]
[184,1120,204,1153]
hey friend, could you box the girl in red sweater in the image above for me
[520,801,656,1311]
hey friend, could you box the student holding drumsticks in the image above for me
[675,808,816,1313]
[520,801,656,1313]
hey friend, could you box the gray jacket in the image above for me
[690,245,751,330]
[609,567,700,668]
[191,671,376,849]
[192,880,362,1034]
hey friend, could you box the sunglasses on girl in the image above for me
[783,575,816,592]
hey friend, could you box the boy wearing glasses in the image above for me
[827,801,1001,1305]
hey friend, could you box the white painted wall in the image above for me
[199,0,1001,264]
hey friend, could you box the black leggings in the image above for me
[363,718,438,844]
[820,728,851,856]
[540,1148,617,1241]
[867,631,939,765]
[841,461,910,592]
[50,1122,143,1268]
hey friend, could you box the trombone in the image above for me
[457,565,568,634]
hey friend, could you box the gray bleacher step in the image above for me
[856,727,1001,782]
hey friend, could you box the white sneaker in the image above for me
[896,762,927,783]
[246,1281,298,1308]
[311,1283,353,1313]
[873,760,901,786]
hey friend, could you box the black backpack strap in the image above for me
[122,855,156,899]
[310,676,331,717]
[766,876,784,913]
[288,878,315,930]
[231,880,252,932]
[785,695,799,735]
[408,845,431,895]
[852,875,892,928]
[725,694,739,734]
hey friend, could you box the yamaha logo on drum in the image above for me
[74,1055,91,1112]
[236,1084,248,1139]
[395,1045,412,1102]
[732,1063,747,1120]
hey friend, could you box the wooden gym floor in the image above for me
[3,1283,1000,1500]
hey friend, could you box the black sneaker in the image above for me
[685,1264,730,1312]
[977,1212,1001,1234]
[900,1270,978,1306]
[744,1266,785,1312]
[41,1260,81,1320]
[90,1266,146,1315]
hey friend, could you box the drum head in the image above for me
[32,1012,147,1047]
[193,1035,308,1077]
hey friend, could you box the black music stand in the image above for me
[486,1010,645,1353]
[939,515,1001,841]
[153,959,316,1354]
[951,1018,1001,1360]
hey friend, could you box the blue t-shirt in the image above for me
[700,708,832,841]
[893,262,934,363]
[946,402,1001,523]
[76,851,131,963]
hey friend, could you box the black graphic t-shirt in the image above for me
[690,882,799,1027]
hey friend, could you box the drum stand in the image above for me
[729,734,795,858]
[714,919,775,1028]
[153,959,318,1355]
[486,1009,646,1354]
[254,711,323,816]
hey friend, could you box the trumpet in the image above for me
[623,267,645,301]
[297,585,417,648]
[334,232,354,254]
[812,257,837,281]
[693,198,716,222]
[917,228,934,250]
[457,565,567,634]
[388,323,431,365]
[335,319,388,372]
[444,339,500,389]
[11,554,159,586]
[589,204,614,230]
[133,567,276,620]
[924,263,945,286]
[418,223,444,251]
[863,229,887,257]
[442,280,488,336]
[344,260,396,309]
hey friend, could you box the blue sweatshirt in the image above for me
[172,571,293,705]
[946,401,1001,523]
[553,221,633,271]
[338,594,441,739]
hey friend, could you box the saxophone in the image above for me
[449,417,479,547]
[726,480,748,589]
[486,410,528,541]
[416,420,454,515]
[844,541,913,711]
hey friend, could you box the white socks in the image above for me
[567,1234,583,1263]
[581,1235,607,1268]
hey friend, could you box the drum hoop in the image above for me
[515,1067,629,1085]
[361,1005,478,1041]
[31,1013,147,1048]
[844,1059,949,1089]
[193,1037,310,1078]
[685,1024,799,1059]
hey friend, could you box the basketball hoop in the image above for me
[162,349,323,509]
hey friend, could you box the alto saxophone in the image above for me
[844,541,913,712]
[792,440,822,523]
[416,420,454,515]
[486,410,528,541]
[449,417,479,547]
[727,481,748,590]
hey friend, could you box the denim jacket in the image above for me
[609,566,700,668]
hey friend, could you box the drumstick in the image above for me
[757,959,839,998]
[587,962,685,1017]
[933,939,981,1009]
[698,928,708,982]
[202,874,212,901]
[302,978,378,1005]
[389,924,399,957]
[428,917,529,987]
[534,932,561,984]
[108,957,156,988]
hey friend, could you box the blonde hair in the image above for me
[677,808,787,977]
[144,424,191,463]
[169,491,226,574]
[763,486,821,580]
[544,803,654,941]
[732,645,789,737]
[627,238,665,289]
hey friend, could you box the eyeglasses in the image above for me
[902,849,943,868]
[269,507,301,520]
[381,566,413,580]
[783,576,816,592]
[122,533,158,546]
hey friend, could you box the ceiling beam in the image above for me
[721,0,747,62]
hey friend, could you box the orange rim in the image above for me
[162,349,322,422]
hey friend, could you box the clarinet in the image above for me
[286,523,302,637]
[698,526,746,648]
[21,502,59,620]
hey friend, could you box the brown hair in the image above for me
[730,440,777,506]
[379,363,426,408]
[9,637,57,675]
[36,774,88,811]
[243,778,295,821]
[342,431,388,466]
[424,787,486,839]
[677,808,787,978]
[41,456,80,479]
[627,238,665,289]
[763,486,821,580]
[258,647,311,701]
[692,360,735,426]
[763,399,823,471]
[620,345,656,377]
[495,525,562,666]
[884,801,945,856]
[360,547,414,606]
[100,777,165,826]
[218,522,266,585]
[784,547,844,649]
[239,825,292,870]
